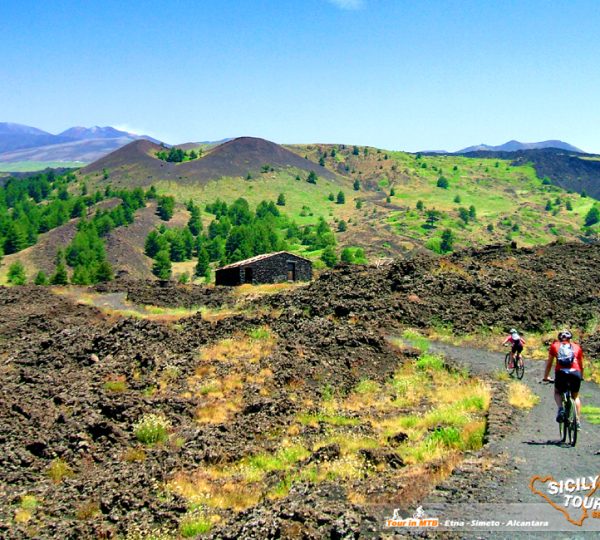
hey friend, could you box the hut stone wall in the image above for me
[215,252,312,286]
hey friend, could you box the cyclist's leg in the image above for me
[554,371,567,419]
[516,342,523,362]
[569,373,582,418]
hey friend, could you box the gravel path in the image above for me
[413,342,600,538]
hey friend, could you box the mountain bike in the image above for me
[505,350,525,379]
[542,378,579,447]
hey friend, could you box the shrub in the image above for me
[134,414,170,445]
[7,261,26,285]
[584,206,600,227]
[321,246,337,268]
[47,458,74,483]
[428,426,461,448]
[179,512,212,538]
[416,353,445,371]
[436,176,449,189]
[340,247,354,263]
[249,326,271,340]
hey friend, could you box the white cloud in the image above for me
[327,0,365,10]
[113,123,170,141]
[113,123,148,136]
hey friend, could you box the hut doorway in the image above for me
[287,262,296,281]
[244,267,253,284]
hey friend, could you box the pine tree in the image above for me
[34,270,48,285]
[188,205,202,236]
[584,206,600,227]
[95,260,114,282]
[336,191,345,204]
[71,265,92,285]
[353,179,360,191]
[152,250,172,280]
[195,246,210,277]
[203,265,212,283]
[321,245,338,268]
[277,193,286,206]
[4,223,27,254]
[341,247,354,263]
[50,261,69,285]
[145,230,165,258]
[440,229,455,253]
[7,261,26,285]
[157,196,175,221]
[307,171,318,184]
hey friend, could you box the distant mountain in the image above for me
[80,136,337,187]
[457,139,583,153]
[0,122,72,153]
[58,126,159,143]
[0,123,163,165]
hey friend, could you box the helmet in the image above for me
[558,330,572,341]
[509,328,517,334]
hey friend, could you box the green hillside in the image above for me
[2,140,599,285]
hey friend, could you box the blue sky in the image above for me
[1,0,599,152]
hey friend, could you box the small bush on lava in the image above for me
[134,414,170,445]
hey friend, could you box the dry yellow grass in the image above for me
[14,508,32,524]
[169,471,261,511]
[232,282,306,298]
[432,259,473,281]
[508,382,540,409]
[195,399,242,424]
[171,351,491,519]
[122,446,147,462]
[198,330,275,365]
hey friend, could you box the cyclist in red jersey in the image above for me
[542,330,584,428]
[502,328,525,369]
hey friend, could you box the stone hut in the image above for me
[215,251,312,286]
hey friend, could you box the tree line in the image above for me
[145,197,338,280]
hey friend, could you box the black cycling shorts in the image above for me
[511,341,523,354]
[555,369,582,394]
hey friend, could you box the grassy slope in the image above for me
[291,145,597,249]
[2,143,597,283]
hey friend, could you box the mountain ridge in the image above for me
[457,139,583,153]
[0,122,161,163]
[80,136,337,186]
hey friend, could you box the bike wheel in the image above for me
[560,401,569,443]
[568,398,578,447]
[515,356,525,380]
[505,353,515,376]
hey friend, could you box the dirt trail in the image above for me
[417,341,600,538]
